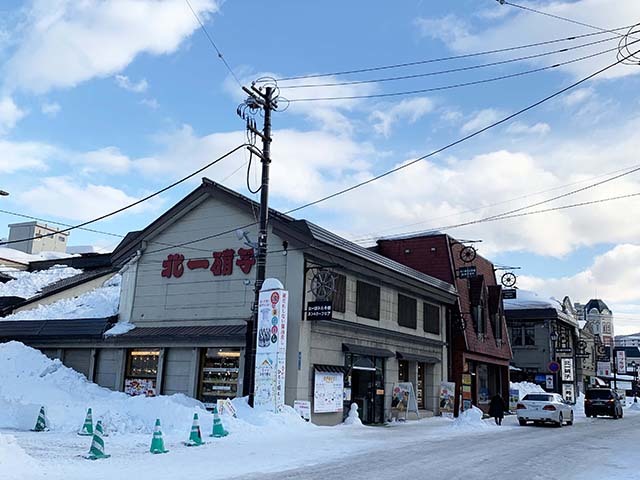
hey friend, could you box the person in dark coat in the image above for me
[489,394,506,425]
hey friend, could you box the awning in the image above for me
[314,364,347,374]
[112,324,246,342]
[0,317,115,342]
[342,343,394,358]
[396,351,440,364]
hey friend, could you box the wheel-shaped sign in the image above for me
[459,246,477,263]
[501,272,517,288]
[310,270,336,301]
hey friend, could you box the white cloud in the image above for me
[140,98,159,110]
[506,121,551,135]
[18,177,159,221]
[563,88,594,106]
[461,109,502,133]
[370,97,435,137]
[416,1,640,80]
[0,139,55,173]
[0,97,26,132]
[518,244,640,335]
[41,102,61,117]
[79,147,131,174]
[115,75,148,93]
[5,0,219,93]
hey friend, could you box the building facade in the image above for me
[575,299,614,347]
[7,221,69,254]
[374,234,512,414]
[0,180,458,426]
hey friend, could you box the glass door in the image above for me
[198,348,241,409]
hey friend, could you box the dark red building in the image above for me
[375,234,512,414]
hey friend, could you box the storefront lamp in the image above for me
[550,331,559,342]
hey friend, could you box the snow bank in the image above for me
[0,265,81,299]
[0,342,311,439]
[450,406,488,431]
[3,274,120,321]
[510,381,545,400]
[0,432,41,480]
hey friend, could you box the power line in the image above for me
[184,0,243,88]
[350,163,640,243]
[0,144,248,247]
[275,27,631,82]
[283,44,640,216]
[280,35,618,89]
[286,43,627,102]
[0,210,124,239]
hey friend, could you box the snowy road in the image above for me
[236,413,640,480]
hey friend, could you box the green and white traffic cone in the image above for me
[84,421,110,460]
[210,406,228,438]
[149,419,168,454]
[183,413,204,447]
[78,408,94,436]
[31,406,48,432]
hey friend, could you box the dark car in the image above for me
[584,388,624,418]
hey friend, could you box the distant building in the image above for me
[575,299,614,347]
[615,334,640,348]
[6,221,69,254]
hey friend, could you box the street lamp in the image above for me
[550,331,559,342]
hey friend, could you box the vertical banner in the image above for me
[561,358,574,382]
[562,383,575,403]
[617,350,627,374]
[439,382,456,418]
[254,288,288,412]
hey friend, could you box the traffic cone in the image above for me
[210,406,228,438]
[150,419,168,454]
[84,421,110,460]
[31,406,48,432]
[78,408,94,436]
[183,413,204,447]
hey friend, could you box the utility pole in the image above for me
[240,85,276,406]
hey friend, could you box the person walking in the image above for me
[489,394,506,426]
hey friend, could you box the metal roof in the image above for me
[300,221,457,295]
[314,364,348,374]
[114,324,246,342]
[585,299,611,313]
[396,351,441,363]
[0,317,114,342]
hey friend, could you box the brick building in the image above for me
[374,234,512,414]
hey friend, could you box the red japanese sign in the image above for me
[160,248,255,278]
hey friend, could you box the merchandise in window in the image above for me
[125,349,160,397]
[199,348,241,409]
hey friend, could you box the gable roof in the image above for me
[111,178,457,300]
[585,298,610,313]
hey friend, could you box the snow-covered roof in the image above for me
[503,289,563,312]
[2,274,121,321]
[66,245,112,255]
[0,265,82,299]
[0,247,74,266]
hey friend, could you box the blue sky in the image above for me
[1,0,640,332]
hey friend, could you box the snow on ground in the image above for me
[3,275,121,321]
[0,265,81,299]
[0,432,42,480]
[450,406,490,431]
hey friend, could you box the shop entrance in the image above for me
[346,354,385,424]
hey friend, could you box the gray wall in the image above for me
[95,348,124,390]
[163,347,197,396]
[63,349,92,379]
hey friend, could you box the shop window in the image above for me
[332,273,346,313]
[397,294,417,329]
[492,313,502,341]
[125,349,160,397]
[398,360,409,382]
[356,281,380,320]
[473,303,486,336]
[198,348,241,409]
[478,364,489,403]
[423,302,440,335]
[524,326,535,346]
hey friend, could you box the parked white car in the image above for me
[516,393,574,427]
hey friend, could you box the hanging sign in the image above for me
[561,358,574,382]
[314,371,344,413]
[306,301,333,321]
[502,289,517,300]
[562,383,575,403]
[597,361,611,376]
[254,287,288,412]
[439,382,456,418]
[457,266,477,279]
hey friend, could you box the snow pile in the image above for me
[504,289,562,313]
[0,265,81,299]
[104,321,135,336]
[66,245,111,255]
[450,406,489,431]
[510,381,545,400]
[628,402,640,411]
[3,274,121,320]
[0,247,74,266]
[0,342,312,439]
[0,432,41,480]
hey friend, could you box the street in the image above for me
[235,413,640,480]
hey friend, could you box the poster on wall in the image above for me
[254,287,288,413]
[124,379,156,397]
[597,361,611,377]
[314,371,344,413]
[439,382,456,418]
[509,389,519,412]
[391,383,420,420]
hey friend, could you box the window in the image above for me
[198,348,241,408]
[356,281,380,320]
[423,302,440,335]
[125,349,160,397]
[511,327,523,346]
[398,360,409,382]
[524,326,535,346]
[397,294,417,329]
[492,314,502,341]
[473,303,486,335]
[331,273,346,313]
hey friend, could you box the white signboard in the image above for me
[617,350,627,374]
[294,400,311,421]
[439,381,456,418]
[546,375,554,390]
[561,358,574,382]
[314,371,344,413]
[562,383,575,403]
[254,288,288,412]
[597,361,611,377]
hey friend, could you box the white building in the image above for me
[575,299,614,347]
[7,221,69,254]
